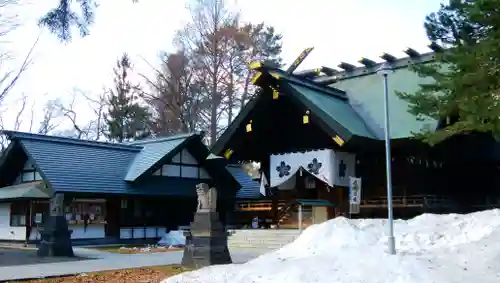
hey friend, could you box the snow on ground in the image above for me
[163,209,500,283]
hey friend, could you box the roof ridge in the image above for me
[127,132,198,145]
[2,131,141,151]
[268,69,347,101]
[313,51,436,84]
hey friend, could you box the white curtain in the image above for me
[259,173,268,196]
[336,152,356,187]
[270,149,335,187]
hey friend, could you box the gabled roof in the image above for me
[124,133,196,182]
[3,131,141,194]
[212,66,378,155]
[0,181,52,202]
[296,50,439,138]
[331,65,437,139]
[0,131,249,199]
[226,164,261,199]
[213,54,442,156]
[284,82,377,139]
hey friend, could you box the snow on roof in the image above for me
[163,209,500,283]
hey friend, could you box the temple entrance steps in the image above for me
[227,229,301,253]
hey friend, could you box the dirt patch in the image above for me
[7,265,193,283]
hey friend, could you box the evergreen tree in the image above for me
[397,0,500,145]
[105,53,152,142]
[40,0,137,41]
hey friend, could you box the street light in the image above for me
[377,62,396,255]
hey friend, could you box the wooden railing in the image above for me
[361,195,452,208]
[235,200,287,212]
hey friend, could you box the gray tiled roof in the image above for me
[227,164,262,199]
[0,131,250,199]
[124,133,194,181]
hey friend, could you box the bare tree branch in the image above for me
[53,94,86,139]
[81,88,107,140]
[53,89,108,141]
[0,35,40,106]
[37,100,60,135]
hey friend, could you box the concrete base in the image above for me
[182,211,232,268]
[37,216,74,257]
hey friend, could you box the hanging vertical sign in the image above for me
[349,177,362,214]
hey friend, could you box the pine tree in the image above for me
[40,0,138,41]
[397,0,500,145]
[105,53,152,143]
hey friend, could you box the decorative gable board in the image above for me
[153,149,211,180]
[14,159,43,185]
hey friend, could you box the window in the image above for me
[16,163,43,184]
[10,202,27,227]
[31,200,49,225]
[162,165,181,177]
[181,166,199,178]
[64,199,107,224]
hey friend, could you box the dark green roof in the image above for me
[212,67,378,155]
[286,82,376,139]
[332,67,437,139]
[212,57,441,156]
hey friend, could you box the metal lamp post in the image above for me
[377,62,396,255]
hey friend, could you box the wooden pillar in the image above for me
[272,194,278,225]
[25,200,32,243]
[298,204,303,232]
[105,197,121,238]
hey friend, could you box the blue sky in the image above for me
[0,0,443,132]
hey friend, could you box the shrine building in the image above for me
[0,131,259,242]
[212,46,500,229]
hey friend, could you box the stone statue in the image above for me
[184,183,231,268]
[196,183,217,212]
[49,193,64,216]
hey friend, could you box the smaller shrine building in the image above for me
[0,131,259,242]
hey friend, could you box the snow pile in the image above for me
[157,230,185,247]
[163,209,500,283]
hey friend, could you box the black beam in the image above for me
[313,76,338,86]
[380,53,397,63]
[321,66,338,76]
[403,47,420,58]
[338,62,356,71]
[358,57,376,67]
[294,68,321,79]
[428,42,444,52]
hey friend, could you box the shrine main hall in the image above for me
[212,47,500,229]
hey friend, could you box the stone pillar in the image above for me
[181,184,232,268]
[37,193,74,257]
